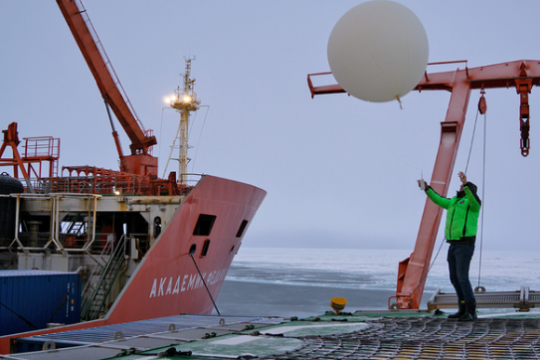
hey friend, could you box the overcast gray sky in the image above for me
[1,1,539,252]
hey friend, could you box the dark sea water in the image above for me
[213,247,540,317]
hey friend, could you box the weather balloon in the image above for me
[327,0,429,103]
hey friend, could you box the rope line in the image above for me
[464,108,480,174]
[409,233,446,302]
[478,112,487,287]
[461,103,487,288]
[190,105,210,174]
[0,299,38,330]
[158,107,166,160]
[189,254,220,316]
[416,97,487,298]
[49,272,83,323]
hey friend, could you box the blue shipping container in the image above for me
[0,270,81,336]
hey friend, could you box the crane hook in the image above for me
[517,84,531,157]
[478,89,487,115]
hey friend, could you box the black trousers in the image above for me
[447,243,475,304]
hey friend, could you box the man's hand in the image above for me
[458,171,467,185]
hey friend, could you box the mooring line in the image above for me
[189,253,221,316]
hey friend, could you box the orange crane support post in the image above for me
[308,59,540,309]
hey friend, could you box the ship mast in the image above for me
[167,58,200,184]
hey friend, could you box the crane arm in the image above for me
[56,0,157,155]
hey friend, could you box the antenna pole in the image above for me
[170,58,200,185]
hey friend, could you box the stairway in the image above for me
[80,235,127,321]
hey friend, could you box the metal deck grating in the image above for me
[7,315,540,359]
[6,314,284,358]
[265,317,540,359]
[103,336,183,350]
[1,346,121,360]
[15,314,274,346]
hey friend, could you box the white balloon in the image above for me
[327,0,429,103]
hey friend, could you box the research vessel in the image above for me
[4,57,539,360]
[0,0,265,340]
[4,2,540,359]
[3,57,540,359]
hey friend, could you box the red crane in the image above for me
[308,59,539,309]
[56,0,157,177]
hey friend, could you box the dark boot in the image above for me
[448,301,466,319]
[470,301,477,320]
[458,302,476,322]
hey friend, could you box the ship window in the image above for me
[236,220,248,238]
[189,244,197,256]
[229,245,235,254]
[193,214,216,236]
[201,239,210,257]
[153,217,162,238]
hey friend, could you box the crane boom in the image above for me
[57,0,157,176]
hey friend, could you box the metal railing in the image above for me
[80,234,127,321]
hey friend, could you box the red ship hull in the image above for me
[0,175,265,354]
[106,174,266,324]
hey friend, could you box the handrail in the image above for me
[81,234,127,320]
[80,237,116,319]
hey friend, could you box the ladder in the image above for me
[80,235,127,321]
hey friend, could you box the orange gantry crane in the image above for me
[0,123,60,192]
[57,0,157,177]
[308,59,539,309]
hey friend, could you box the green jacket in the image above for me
[426,184,481,241]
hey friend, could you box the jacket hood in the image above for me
[457,182,481,205]
[466,182,478,194]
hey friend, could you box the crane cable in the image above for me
[478,112,487,289]
[461,105,488,290]
[414,101,487,298]
[190,105,210,174]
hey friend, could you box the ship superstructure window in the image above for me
[153,217,161,238]
[201,239,210,257]
[193,214,216,236]
[236,220,248,238]
[60,221,85,235]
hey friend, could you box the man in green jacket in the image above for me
[420,171,481,321]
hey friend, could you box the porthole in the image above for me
[201,239,210,257]
[189,244,197,256]
[236,220,248,238]
[153,217,162,238]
